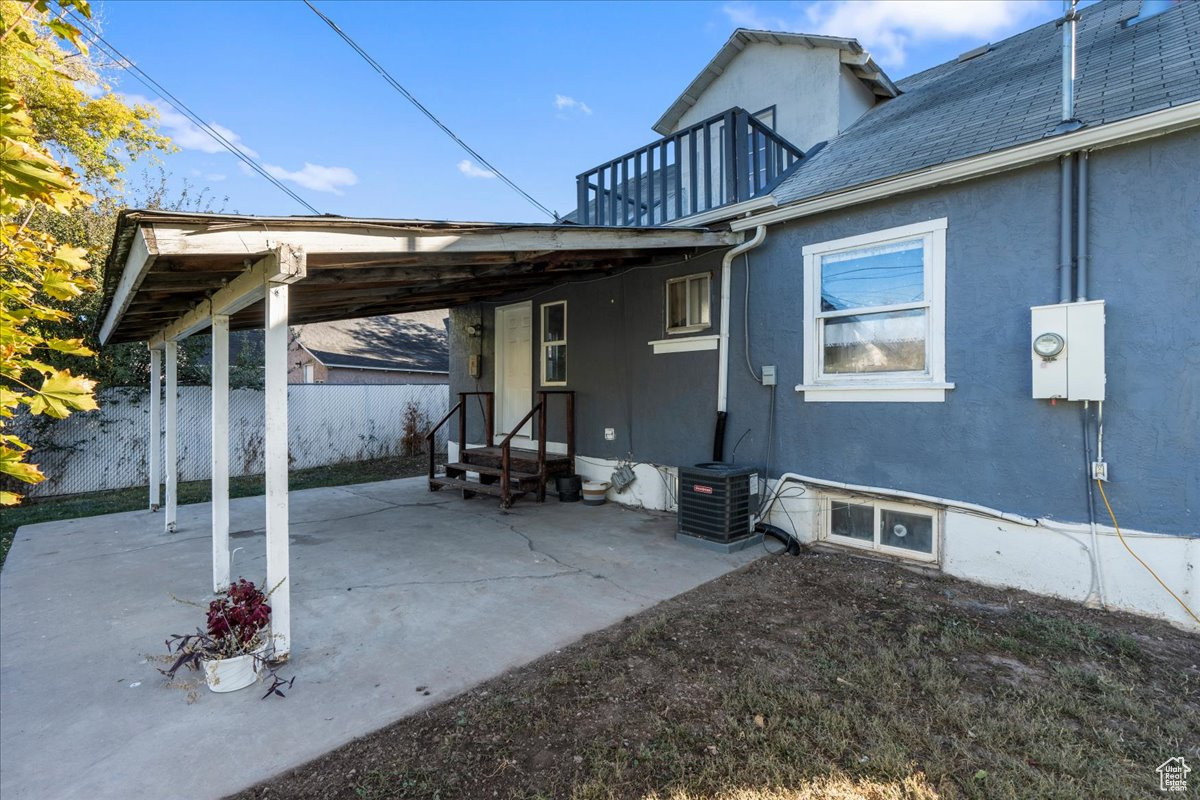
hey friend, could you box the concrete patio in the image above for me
[0,477,759,800]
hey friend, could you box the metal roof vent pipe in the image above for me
[1056,0,1084,134]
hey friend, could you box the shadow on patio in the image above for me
[0,477,758,800]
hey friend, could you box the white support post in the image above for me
[211,315,230,593]
[148,346,162,511]
[264,281,291,657]
[164,339,178,533]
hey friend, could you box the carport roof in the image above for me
[98,210,738,345]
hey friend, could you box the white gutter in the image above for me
[761,472,1039,527]
[732,99,1200,232]
[718,225,767,413]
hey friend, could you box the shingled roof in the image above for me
[771,0,1200,206]
[293,310,449,373]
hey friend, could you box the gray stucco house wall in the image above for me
[451,127,1200,537]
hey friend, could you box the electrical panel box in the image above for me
[1030,300,1105,401]
[761,365,776,386]
[467,354,482,379]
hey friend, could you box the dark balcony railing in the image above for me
[575,107,804,226]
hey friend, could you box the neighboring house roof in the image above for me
[293,310,449,373]
[653,28,899,136]
[770,0,1200,207]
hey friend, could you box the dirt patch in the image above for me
[231,552,1200,800]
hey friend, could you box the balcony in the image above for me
[575,107,804,226]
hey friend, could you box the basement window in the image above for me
[826,495,938,562]
[541,301,567,386]
[666,272,711,334]
[799,218,952,402]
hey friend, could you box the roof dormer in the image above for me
[653,29,898,152]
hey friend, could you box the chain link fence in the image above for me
[11,383,448,498]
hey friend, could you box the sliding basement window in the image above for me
[826,494,939,562]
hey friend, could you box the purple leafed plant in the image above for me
[161,577,294,699]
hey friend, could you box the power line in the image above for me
[66,13,323,215]
[302,0,557,221]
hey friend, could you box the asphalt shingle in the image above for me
[771,0,1200,207]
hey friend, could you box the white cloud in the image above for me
[204,173,227,182]
[457,159,496,179]
[126,94,260,158]
[262,162,358,194]
[722,1,1052,68]
[554,94,593,115]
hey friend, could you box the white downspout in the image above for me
[718,225,767,414]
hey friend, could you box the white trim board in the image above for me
[648,335,719,354]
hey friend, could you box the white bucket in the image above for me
[203,647,264,693]
[582,480,610,505]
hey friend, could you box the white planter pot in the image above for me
[582,481,610,506]
[203,648,264,693]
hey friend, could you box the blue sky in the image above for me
[92,0,1066,222]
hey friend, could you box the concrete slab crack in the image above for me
[458,508,656,601]
[301,569,584,594]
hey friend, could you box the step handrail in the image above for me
[497,390,575,505]
[498,400,543,507]
[426,392,494,482]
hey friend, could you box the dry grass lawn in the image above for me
[233,549,1200,800]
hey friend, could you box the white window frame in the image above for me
[665,272,712,335]
[799,218,953,402]
[540,301,567,386]
[823,493,940,563]
[302,363,315,384]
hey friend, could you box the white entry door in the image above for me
[495,302,532,441]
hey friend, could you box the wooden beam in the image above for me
[146,222,737,260]
[149,245,306,347]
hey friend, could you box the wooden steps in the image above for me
[428,475,525,501]
[429,446,574,507]
[425,391,576,508]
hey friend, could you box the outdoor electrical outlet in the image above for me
[1092,461,1109,481]
[604,427,616,441]
[762,366,777,386]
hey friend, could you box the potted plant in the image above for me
[161,578,294,698]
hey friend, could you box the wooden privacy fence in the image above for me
[11,383,449,498]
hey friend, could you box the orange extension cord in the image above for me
[1096,479,1200,626]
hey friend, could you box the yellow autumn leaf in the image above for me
[0,386,21,416]
[52,243,90,272]
[25,369,98,419]
[45,338,93,356]
[41,269,84,300]
[0,490,24,506]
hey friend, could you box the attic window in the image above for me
[956,44,992,63]
[1123,0,1178,26]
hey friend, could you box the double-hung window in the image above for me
[541,301,567,386]
[800,218,951,402]
[666,272,711,334]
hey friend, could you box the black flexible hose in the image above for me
[756,522,802,556]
